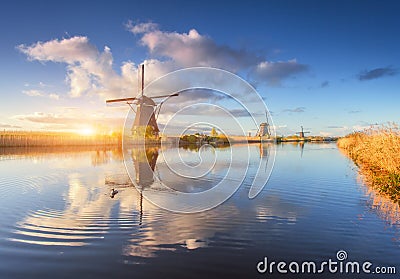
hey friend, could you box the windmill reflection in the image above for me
[259,143,272,172]
[259,143,270,158]
[129,146,159,225]
[131,146,159,188]
[299,141,305,158]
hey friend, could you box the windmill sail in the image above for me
[106,97,136,103]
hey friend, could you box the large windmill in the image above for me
[106,64,179,138]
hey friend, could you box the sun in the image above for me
[78,127,95,136]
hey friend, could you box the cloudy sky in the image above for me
[0,0,399,136]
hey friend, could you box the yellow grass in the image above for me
[0,131,121,147]
[337,124,400,203]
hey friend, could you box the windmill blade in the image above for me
[150,93,179,99]
[106,97,137,103]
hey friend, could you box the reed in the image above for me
[337,124,400,203]
[0,131,121,147]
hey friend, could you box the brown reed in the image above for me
[337,124,400,203]
[0,131,121,147]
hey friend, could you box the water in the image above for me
[0,143,399,278]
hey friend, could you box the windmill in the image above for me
[296,126,310,138]
[256,111,272,138]
[256,122,271,138]
[106,64,179,139]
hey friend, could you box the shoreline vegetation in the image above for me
[337,125,400,204]
[178,129,337,146]
[0,131,121,147]
[1,130,338,148]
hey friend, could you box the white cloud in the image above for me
[18,36,98,63]
[252,59,308,85]
[23,89,44,97]
[23,89,60,100]
[319,131,332,137]
[48,93,60,100]
[282,106,306,113]
[14,112,73,124]
[39,81,49,87]
[125,21,159,34]
[0,123,22,129]
[136,28,259,72]
[18,36,138,99]
[127,22,308,83]
[65,65,92,97]
[13,111,124,131]
[18,22,309,103]
[161,105,256,118]
[352,124,370,132]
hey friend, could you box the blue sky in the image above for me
[0,0,399,136]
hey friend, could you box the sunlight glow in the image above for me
[78,127,95,136]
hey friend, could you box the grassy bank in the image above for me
[337,125,400,203]
[0,131,121,147]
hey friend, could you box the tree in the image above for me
[210,127,218,137]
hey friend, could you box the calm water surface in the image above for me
[0,143,399,278]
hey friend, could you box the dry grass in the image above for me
[0,131,121,147]
[337,124,400,203]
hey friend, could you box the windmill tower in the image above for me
[106,64,179,139]
[256,122,271,138]
[131,95,159,137]
[296,126,310,138]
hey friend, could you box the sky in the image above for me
[0,0,399,136]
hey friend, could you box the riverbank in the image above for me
[0,131,121,147]
[337,125,400,204]
[1,131,338,147]
[179,135,338,144]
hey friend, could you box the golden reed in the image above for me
[337,124,400,204]
[0,131,121,147]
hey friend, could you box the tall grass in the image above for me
[337,124,400,203]
[0,131,121,147]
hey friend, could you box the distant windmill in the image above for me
[296,126,310,138]
[256,112,272,138]
[106,64,179,138]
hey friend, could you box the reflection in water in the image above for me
[259,143,268,158]
[258,143,272,173]
[91,149,123,166]
[1,144,400,277]
[0,146,123,163]
[299,141,304,157]
[9,172,116,246]
[358,175,400,226]
[338,146,400,226]
[129,146,159,225]
[277,141,305,158]
[131,146,159,188]
[122,145,260,255]
[4,145,280,253]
